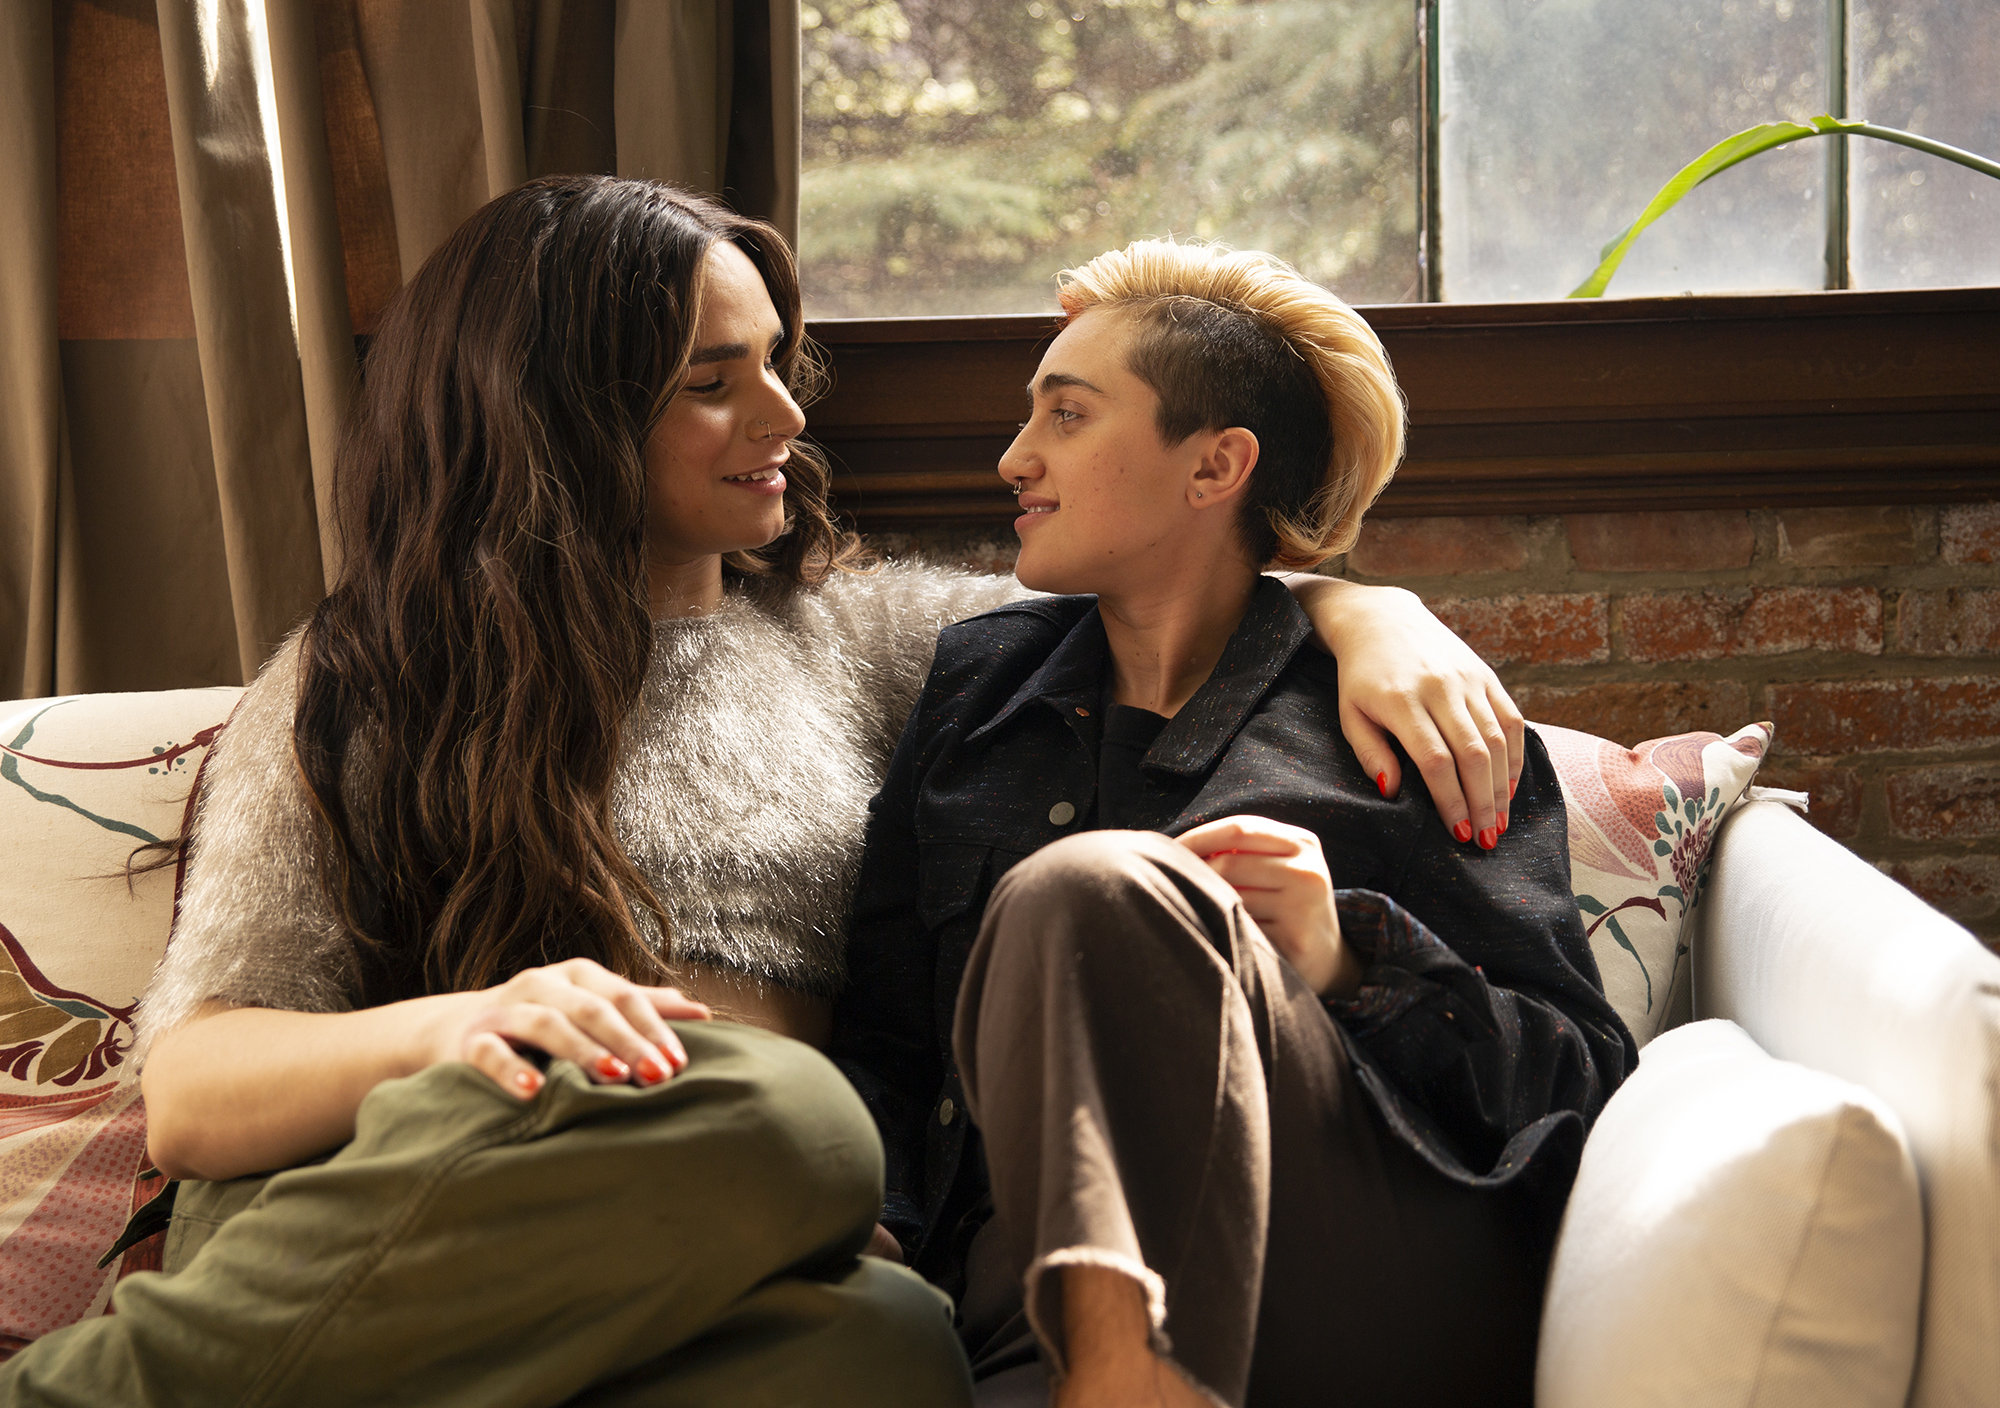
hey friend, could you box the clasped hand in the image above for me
[1177,816,1363,999]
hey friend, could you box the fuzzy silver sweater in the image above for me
[132,563,1023,1065]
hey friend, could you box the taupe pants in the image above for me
[954,832,1541,1408]
[1,1022,971,1408]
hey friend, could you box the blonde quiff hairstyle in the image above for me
[1056,240,1405,568]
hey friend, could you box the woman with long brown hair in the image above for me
[0,177,1520,1405]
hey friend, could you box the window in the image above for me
[800,0,1999,317]
[1439,0,2000,299]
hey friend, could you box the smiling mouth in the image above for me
[724,468,784,484]
[1020,504,1055,513]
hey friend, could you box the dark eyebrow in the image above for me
[1025,371,1105,400]
[688,326,786,367]
[689,342,751,367]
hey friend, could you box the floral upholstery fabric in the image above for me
[1535,721,1772,1045]
[0,688,240,1358]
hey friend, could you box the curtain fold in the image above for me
[155,0,326,682]
[470,0,530,199]
[2,0,801,701]
[266,0,359,589]
[0,5,63,699]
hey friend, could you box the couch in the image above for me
[3,685,1996,1406]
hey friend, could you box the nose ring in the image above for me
[757,419,772,440]
[1010,480,1024,497]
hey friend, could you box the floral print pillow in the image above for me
[0,687,239,1358]
[1535,721,1773,1045]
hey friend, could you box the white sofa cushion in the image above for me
[1538,1018,1923,1408]
[1694,800,2000,1408]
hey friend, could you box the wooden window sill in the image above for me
[806,287,2000,529]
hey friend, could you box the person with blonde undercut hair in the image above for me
[831,241,1635,1408]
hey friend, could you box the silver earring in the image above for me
[1195,490,1205,499]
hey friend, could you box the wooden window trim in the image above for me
[806,286,2000,530]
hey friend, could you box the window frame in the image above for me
[807,286,2000,531]
[801,3,1997,530]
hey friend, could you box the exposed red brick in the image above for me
[1427,594,1607,666]
[1768,677,2000,756]
[1565,511,1754,573]
[1887,765,2000,841]
[1346,517,1528,577]
[1940,503,2000,565]
[1776,506,1920,566]
[1885,856,2000,937]
[1754,763,1863,840]
[1517,681,1755,747]
[1621,587,1881,662]
[1898,589,2000,657]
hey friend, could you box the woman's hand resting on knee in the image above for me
[1176,817,1363,999]
[143,960,711,1181]
[441,958,710,1099]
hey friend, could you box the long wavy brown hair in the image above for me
[293,175,862,1003]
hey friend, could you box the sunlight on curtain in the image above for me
[245,0,298,345]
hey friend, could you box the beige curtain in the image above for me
[1,0,801,701]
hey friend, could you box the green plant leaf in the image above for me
[1570,115,2000,298]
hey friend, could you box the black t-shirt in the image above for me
[1095,699,1169,829]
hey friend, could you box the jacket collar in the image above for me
[965,576,1314,774]
[965,604,1108,750]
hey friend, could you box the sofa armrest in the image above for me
[1691,799,2000,1408]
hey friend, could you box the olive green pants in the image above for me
[1,1022,971,1408]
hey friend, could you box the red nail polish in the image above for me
[1453,820,1473,843]
[1509,778,1518,799]
[636,1056,668,1084]
[594,1055,630,1082]
[1375,771,1389,797]
[513,1070,543,1095]
[1499,814,1509,835]
[1478,827,1498,850]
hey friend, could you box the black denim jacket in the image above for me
[829,578,1636,1293]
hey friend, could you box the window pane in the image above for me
[799,0,1419,319]
[1848,0,2000,289]
[1439,0,1831,301]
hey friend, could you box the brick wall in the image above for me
[877,501,2000,946]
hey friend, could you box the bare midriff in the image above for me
[668,960,833,1049]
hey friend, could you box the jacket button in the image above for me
[1048,801,1077,825]
[939,1098,956,1125]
